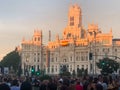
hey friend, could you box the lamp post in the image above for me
[88,30,98,75]
[25,56,29,76]
[93,31,97,75]
[89,42,93,75]
[73,36,76,73]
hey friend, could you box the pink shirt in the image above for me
[75,84,83,90]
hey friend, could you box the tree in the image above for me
[97,58,119,75]
[72,70,76,77]
[77,68,88,77]
[77,68,82,77]
[0,50,21,73]
[59,65,71,77]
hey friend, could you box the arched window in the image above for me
[38,37,40,41]
[64,59,67,62]
[34,37,36,41]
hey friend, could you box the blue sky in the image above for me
[0,0,120,60]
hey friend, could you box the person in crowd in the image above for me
[97,75,103,85]
[0,83,10,90]
[39,80,49,90]
[57,79,63,90]
[96,83,103,90]
[47,79,57,90]
[87,76,95,90]
[102,76,108,90]
[96,75,103,90]
[59,78,69,90]
[10,79,20,90]
[20,81,32,90]
[117,76,120,90]
[107,75,115,90]
[75,81,83,90]
[83,75,89,90]
[67,80,76,90]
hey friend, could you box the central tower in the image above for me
[68,4,82,27]
[63,4,83,39]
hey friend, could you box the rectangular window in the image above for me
[56,57,57,62]
[76,56,78,61]
[70,16,74,21]
[115,49,117,52]
[81,56,84,61]
[37,57,39,62]
[51,58,54,62]
[70,16,74,26]
[70,22,74,26]
[70,57,72,61]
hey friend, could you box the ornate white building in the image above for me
[20,4,120,76]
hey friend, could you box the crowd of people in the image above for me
[0,74,120,90]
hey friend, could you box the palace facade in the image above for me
[20,4,120,75]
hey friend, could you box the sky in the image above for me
[0,0,120,60]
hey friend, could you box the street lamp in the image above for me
[88,30,98,75]
[93,31,97,75]
[73,36,76,73]
[25,56,29,76]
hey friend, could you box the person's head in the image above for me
[12,79,19,86]
[3,78,7,82]
[103,76,108,84]
[98,75,103,82]
[96,84,103,90]
[63,78,69,86]
[76,81,80,85]
[70,80,75,84]
[20,81,32,90]
[93,77,98,83]
[0,83,10,90]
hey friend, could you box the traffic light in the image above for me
[102,62,105,65]
[101,60,106,67]
[31,68,34,72]
[89,52,93,60]
[36,71,40,76]
[31,66,35,75]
